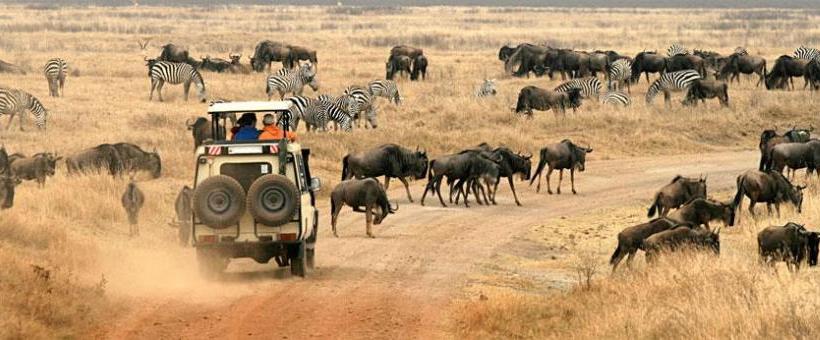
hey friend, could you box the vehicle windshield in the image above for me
[209,110,292,143]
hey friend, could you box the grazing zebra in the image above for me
[299,99,352,132]
[554,77,601,100]
[645,70,701,106]
[317,94,355,131]
[266,63,319,100]
[343,86,378,129]
[475,79,497,97]
[43,58,67,97]
[667,44,689,57]
[794,45,820,61]
[600,91,631,106]
[0,88,49,131]
[285,95,312,131]
[149,61,207,102]
[607,59,632,93]
[367,80,402,105]
[733,47,749,56]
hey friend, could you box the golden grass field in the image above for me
[1,4,820,339]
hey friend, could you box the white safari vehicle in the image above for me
[190,101,320,277]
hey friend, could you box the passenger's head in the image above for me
[238,112,256,127]
[263,113,276,126]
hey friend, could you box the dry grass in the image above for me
[0,4,820,338]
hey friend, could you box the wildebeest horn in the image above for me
[389,201,399,213]
[185,118,195,127]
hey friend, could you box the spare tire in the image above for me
[193,175,246,229]
[247,174,299,226]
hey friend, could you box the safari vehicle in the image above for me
[190,101,320,277]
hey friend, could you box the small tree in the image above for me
[572,251,600,291]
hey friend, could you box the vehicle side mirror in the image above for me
[310,177,322,192]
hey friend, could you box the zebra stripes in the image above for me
[0,88,49,130]
[149,61,206,102]
[667,44,690,57]
[367,79,402,105]
[266,64,319,100]
[43,58,67,97]
[343,86,378,128]
[645,70,701,105]
[475,79,497,97]
[607,59,632,93]
[554,77,601,99]
[286,96,312,131]
[794,45,820,61]
[600,91,631,106]
[317,94,354,131]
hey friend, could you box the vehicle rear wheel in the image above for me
[192,175,246,229]
[246,174,299,227]
[289,242,307,277]
[197,248,228,278]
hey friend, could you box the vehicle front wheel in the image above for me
[289,242,307,277]
[197,248,228,278]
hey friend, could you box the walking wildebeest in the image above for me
[758,222,819,271]
[609,218,692,271]
[121,179,145,237]
[643,226,721,263]
[547,49,591,79]
[410,55,428,81]
[630,51,667,83]
[717,53,767,86]
[341,144,428,202]
[530,139,592,195]
[498,45,516,62]
[514,86,582,118]
[250,40,293,72]
[112,143,162,179]
[8,152,61,188]
[765,55,809,90]
[666,198,735,229]
[0,175,21,210]
[449,151,501,207]
[732,170,805,222]
[330,177,398,238]
[647,175,707,217]
[487,147,532,206]
[390,45,423,59]
[768,140,820,179]
[681,79,729,107]
[805,59,820,90]
[66,144,123,176]
[386,55,412,80]
[759,127,813,171]
[171,185,192,246]
[504,43,550,77]
[287,45,318,69]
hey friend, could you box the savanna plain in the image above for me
[1,5,820,340]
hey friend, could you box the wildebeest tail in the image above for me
[647,193,660,218]
[732,176,746,208]
[529,148,548,186]
[341,155,350,181]
[609,244,622,266]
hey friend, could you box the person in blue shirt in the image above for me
[232,113,260,141]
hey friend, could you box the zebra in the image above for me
[43,58,67,97]
[0,88,49,131]
[343,86,378,129]
[554,77,601,100]
[285,95,312,131]
[148,61,207,102]
[475,79,497,97]
[367,79,402,105]
[298,99,352,132]
[645,70,701,106]
[317,94,355,131]
[600,91,631,106]
[266,63,319,100]
[607,59,632,93]
[794,45,820,61]
[667,44,689,57]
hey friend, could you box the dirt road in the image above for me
[94,150,758,340]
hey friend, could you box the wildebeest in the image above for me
[498,45,517,62]
[227,54,251,74]
[765,55,809,90]
[487,147,532,206]
[665,54,707,76]
[330,177,398,238]
[804,59,820,90]
[547,49,591,79]
[410,55,428,81]
[0,146,9,175]
[171,185,192,246]
[341,144,428,202]
[630,51,667,83]
[251,40,293,72]
[390,45,423,59]
[504,43,550,77]
[768,140,820,178]
[587,52,610,77]
[530,139,592,195]
[287,45,318,69]
[386,55,412,80]
[609,218,691,271]
[759,127,813,171]
[0,175,21,210]
[717,53,767,86]
[65,144,123,176]
[643,226,721,263]
[666,198,735,229]
[121,179,145,237]
[8,152,61,188]
[0,59,26,75]
[186,116,234,149]
[199,56,232,73]
[158,43,198,66]
[449,151,501,207]
[732,170,805,222]
[112,143,162,179]
[514,86,582,118]
[758,222,819,271]
[681,79,729,107]
[647,175,707,217]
